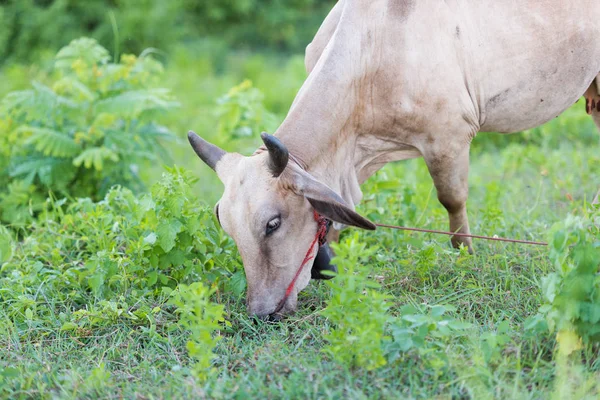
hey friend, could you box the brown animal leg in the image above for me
[585,76,600,205]
[423,144,473,253]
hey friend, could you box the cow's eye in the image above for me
[266,216,281,235]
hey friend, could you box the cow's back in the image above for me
[463,0,600,132]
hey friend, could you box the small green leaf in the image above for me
[225,270,247,297]
[157,220,183,252]
[73,147,119,171]
[55,37,110,69]
[0,225,13,265]
[22,127,81,158]
[61,322,79,331]
[144,232,157,245]
[430,305,447,318]
[147,271,158,286]
[88,273,105,293]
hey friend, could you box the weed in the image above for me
[321,233,391,371]
[169,282,226,382]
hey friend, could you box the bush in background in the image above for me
[0,37,178,226]
[0,0,335,64]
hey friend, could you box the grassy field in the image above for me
[1,45,599,399]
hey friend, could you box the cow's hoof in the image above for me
[311,243,337,280]
[252,313,283,323]
[451,237,474,254]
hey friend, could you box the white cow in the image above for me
[188,0,600,319]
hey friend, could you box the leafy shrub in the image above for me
[524,210,600,356]
[0,167,239,332]
[536,212,600,355]
[169,282,226,382]
[0,0,335,63]
[0,0,188,63]
[520,210,600,399]
[0,37,178,226]
[195,0,332,50]
[217,80,277,141]
[321,233,391,371]
[321,233,473,373]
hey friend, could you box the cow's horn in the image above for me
[187,131,226,171]
[261,132,289,177]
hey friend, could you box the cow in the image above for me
[188,0,600,319]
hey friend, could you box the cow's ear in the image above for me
[287,169,376,230]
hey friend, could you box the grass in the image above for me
[1,45,600,399]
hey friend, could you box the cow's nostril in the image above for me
[252,312,282,323]
[267,313,282,322]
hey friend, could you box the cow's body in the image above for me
[189,0,600,318]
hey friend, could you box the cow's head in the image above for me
[188,131,375,319]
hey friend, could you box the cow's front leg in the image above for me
[423,144,473,253]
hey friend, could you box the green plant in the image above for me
[217,79,277,141]
[385,304,472,369]
[168,282,226,382]
[537,213,600,355]
[0,0,334,65]
[0,167,239,333]
[479,320,512,364]
[321,234,472,374]
[321,233,391,371]
[0,37,178,226]
[85,363,112,394]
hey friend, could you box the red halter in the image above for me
[272,210,329,315]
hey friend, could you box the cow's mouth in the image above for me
[311,242,337,280]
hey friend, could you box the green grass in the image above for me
[1,46,600,399]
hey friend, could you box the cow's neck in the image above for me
[271,64,366,211]
[276,116,375,216]
[275,88,421,215]
[273,19,421,212]
[298,133,364,213]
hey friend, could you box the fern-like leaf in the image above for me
[53,77,96,102]
[73,147,119,171]
[9,155,75,188]
[23,127,81,158]
[0,90,34,114]
[94,89,179,118]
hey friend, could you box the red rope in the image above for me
[272,211,328,315]
[374,223,548,246]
